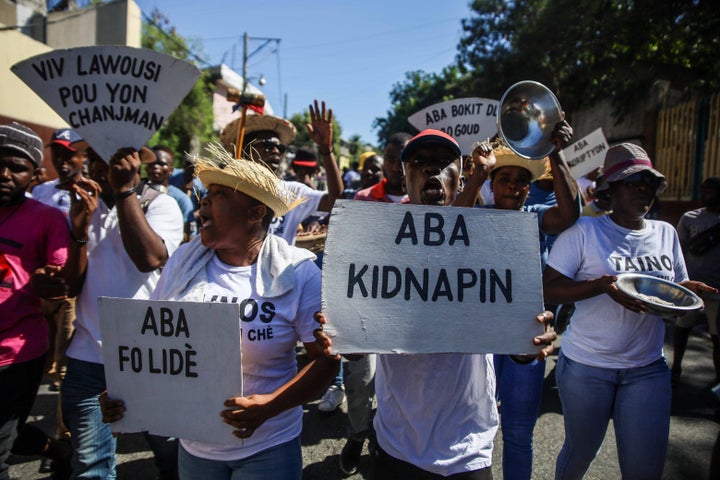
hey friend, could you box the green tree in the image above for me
[143,10,215,161]
[373,66,464,144]
[456,0,720,117]
[289,110,342,159]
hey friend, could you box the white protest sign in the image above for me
[12,46,201,162]
[408,98,500,155]
[99,297,242,444]
[322,201,544,354]
[561,128,608,178]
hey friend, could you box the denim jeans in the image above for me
[555,353,671,480]
[344,354,376,440]
[178,437,301,480]
[0,354,46,480]
[61,357,117,480]
[493,354,545,480]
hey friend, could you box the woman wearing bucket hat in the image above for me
[543,143,717,479]
[100,143,339,480]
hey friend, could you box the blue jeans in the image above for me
[178,437,301,480]
[61,357,117,480]
[494,354,545,480]
[555,353,671,480]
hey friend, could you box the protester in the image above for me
[100,143,339,480]
[672,176,720,385]
[168,155,206,237]
[288,147,320,189]
[457,120,580,480]
[580,175,612,217]
[33,144,183,479]
[146,146,196,242]
[543,143,717,479]
[317,129,556,479]
[0,122,72,480]
[338,132,410,475]
[220,101,343,246]
[343,160,361,190]
[32,130,88,389]
[358,153,383,190]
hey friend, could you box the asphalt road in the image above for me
[9,319,720,479]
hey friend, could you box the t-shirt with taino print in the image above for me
[547,215,688,369]
[179,253,321,462]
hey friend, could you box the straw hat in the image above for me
[220,114,297,154]
[491,146,548,183]
[193,143,305,217]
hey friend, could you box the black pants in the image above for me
[0,354,47,480]
[370,438,493,480]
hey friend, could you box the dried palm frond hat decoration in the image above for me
[194,142,306,218]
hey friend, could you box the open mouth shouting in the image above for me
[422,177,446,205]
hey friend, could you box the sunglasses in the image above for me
[259,139,286,154]
[618,172,663,190]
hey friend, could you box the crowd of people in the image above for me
[1,97,719,480]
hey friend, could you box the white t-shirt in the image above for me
[67,193,183,364]
[175,255,321,461]
[268,181,324,245]
[547,215,688,369]
[374,353,498,476]
[32,179,72,218]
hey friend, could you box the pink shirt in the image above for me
[0,199,70,366]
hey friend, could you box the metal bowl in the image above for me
[615,273,704,315]
[497,80,563,160]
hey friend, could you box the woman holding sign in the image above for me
[101,141,339,480]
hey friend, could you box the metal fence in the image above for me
[655,93,720,200]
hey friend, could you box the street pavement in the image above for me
[9,319,720,479]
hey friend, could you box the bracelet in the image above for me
[70,232,89,246]
[319,148,334,156]
[114,186,137,200]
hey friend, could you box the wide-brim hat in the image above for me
[596,143,666,193]
[220,114,297,154]
[491,146,548,183]
[400,130,461,163]
[194,143,305,218]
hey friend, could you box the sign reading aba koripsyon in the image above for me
[560,128,608,178]
[99,297,242,444]
[408,97,500,155]
[12,46,201,162]
[321,201,545,355]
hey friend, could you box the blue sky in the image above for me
[133,0,473,146]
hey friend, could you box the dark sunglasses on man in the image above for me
[259,139,286,154]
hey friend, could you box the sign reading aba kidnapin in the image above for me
[12,46,200,162]
[322,201,545,355]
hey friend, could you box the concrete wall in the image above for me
[0,27,68,130]
[46,0,141,49]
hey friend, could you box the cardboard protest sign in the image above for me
[561,128,608,178]
[408,98,500,155]
[99,297,242,444]
[12,46,201,162]
[322,201,544,355]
